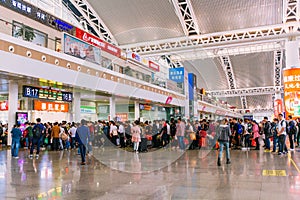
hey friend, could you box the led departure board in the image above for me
[23,85,72,102]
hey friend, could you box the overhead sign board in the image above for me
[169,67,184,83]
[23,85,73,102]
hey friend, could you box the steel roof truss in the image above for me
[121,23,297,56]
[69,0,118,45]
[208,86,283,98]
[274,50,283,87]
[171,0,200,35]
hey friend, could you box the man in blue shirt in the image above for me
[29,118,45,159]
[75,119,90,165]
[11,124,22,159]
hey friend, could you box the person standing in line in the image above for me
[277,114,288,155]
[296,118,300,147]
[271,118,279,153]
[217,118,231,166]
[75,119,91,165]
[287,115,296,151]
[176,117,186,151]
[131,120,141,153]
[252,120,260,150]
[51,122,60,151]
[11,124,22,159]
[29,118,45,159]
[109,121,118,146]
[118,122,126,148]
[68,122,77,149]
[263,117,272,151]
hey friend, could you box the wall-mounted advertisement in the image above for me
[16,112,28,132]
[75,28,121,58]
[63,33,101,65]
[283,68,300,118]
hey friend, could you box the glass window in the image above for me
[12,21,47,47]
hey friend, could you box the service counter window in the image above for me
[12,21,48,47]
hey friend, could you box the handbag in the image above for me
[61,132,68,141]
[44,137,49,144]
[189,132,196,140]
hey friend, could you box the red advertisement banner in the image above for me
[149,60,160,72]
[75,28,121,58]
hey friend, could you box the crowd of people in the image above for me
[7,113,300,166]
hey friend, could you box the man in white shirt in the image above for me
[68,122,77,149]
[277,114,288,155]
[118,122,125,148]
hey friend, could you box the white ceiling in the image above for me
[84,0,285,110]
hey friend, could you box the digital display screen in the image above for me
[16,112,28,132]
[22,85,72,102]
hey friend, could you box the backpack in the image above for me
[33,125,42,138]
[264,121,272,137]
[218,126,229,141]
[237,123,243,135]
[280,120,288,132]
[247,123,253,133]
[289,120,297,134]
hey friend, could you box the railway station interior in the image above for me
[0,0,300,199]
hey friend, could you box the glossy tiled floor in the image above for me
[0,145,300,200]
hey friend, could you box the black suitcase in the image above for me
[140,138,148,152]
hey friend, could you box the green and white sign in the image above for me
[80,105,96,114]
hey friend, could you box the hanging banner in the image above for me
[75,28,121,57]
[274,99,283,117]
[283,68,300,118]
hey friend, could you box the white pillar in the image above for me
[134,101,140,120]
[110,96,116,120]
[73,92,81,123]
[285,40,300,69]
[8,80,18,146]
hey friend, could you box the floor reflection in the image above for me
[0,148,299,199]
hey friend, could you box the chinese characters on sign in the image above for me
[34,100,69,112]
[23,85,73,102]
[283,68,300,118]
[169,67,184,83]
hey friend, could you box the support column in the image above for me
[285,40,300,68]
[8,80,18,146]
[73,92,81,122]
[110,96,116,121]
[134,101,140,120]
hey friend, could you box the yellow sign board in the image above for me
[262,170,287,176]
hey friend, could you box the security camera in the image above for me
[26,51,32,57]
[8,45,14,53]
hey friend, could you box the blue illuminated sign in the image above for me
[169,67,184,83]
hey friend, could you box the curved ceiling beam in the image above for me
[283,0,300,23]
[68,0,118,45]
[171,0,200,36]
